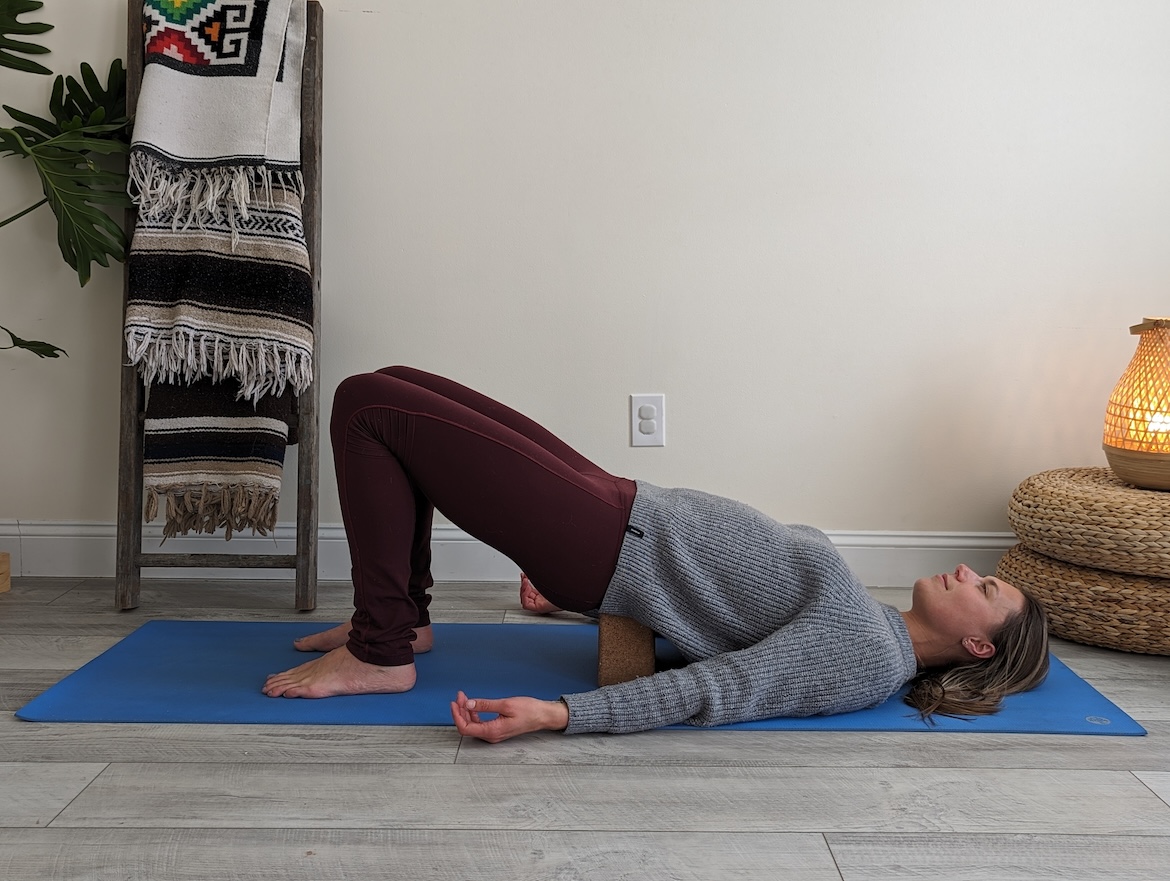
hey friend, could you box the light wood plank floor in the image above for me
[2,578,1169,880]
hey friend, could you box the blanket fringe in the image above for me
[145,484,280,541]
[126,327,312,403]
[128,151,305,246]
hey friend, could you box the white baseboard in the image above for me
[829,531,1017,588]
[0,520,1017,587]
[0,520,520,583]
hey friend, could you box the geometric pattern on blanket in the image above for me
[143,0,270,76]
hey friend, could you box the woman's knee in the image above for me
[331,372,393,429]
[374,365,420,382]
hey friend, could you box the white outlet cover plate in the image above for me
[630,394,665,447]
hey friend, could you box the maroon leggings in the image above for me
[331,367,637,666]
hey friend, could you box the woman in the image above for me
[263,367,1049,742]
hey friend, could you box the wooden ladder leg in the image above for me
[294,422,319,611]
[294,0,324,612]
[115,365,144,611]
[597,614,657,686]
[115,0,146,612]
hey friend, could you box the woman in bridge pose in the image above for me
[263,366,1049,743]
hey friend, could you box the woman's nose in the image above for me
[955,563,980,581]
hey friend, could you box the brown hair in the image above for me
[903,586,1050,721]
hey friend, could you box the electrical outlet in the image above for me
[630,394,665,447]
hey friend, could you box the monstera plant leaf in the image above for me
[1,60,131,286]
[4,59,128,142]
[0,323,66,357]
[54,58,128,128]
[0,0,52,75]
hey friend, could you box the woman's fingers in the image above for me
[463,696,503,714]
[450,700,503,740]
[452,690,481,723]
[450,693,542,743]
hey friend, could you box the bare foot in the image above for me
[293,621,352,653]
[412,624,433,653]
[520,572,562,614]
[294,620,433,654]
[262,646,416,698]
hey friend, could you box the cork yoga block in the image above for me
[0,551,9,593]
[597,613,656,686]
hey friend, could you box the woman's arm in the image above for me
[560,619,908,735]
[449,627,824,742]
[449,690,569,742]
[452,618,909,741]
[452,624,822,741]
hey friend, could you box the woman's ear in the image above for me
[961,635,996,660]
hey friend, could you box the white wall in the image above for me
[2,2,1167,567]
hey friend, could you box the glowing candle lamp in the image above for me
[1103,317,1170,489]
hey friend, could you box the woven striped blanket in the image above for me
[126,188,313,403]
[126,0,312,539]
[142,380,298,539]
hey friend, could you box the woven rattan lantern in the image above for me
[1103,317,1170,490]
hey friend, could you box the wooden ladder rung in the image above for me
[136,554,299,569]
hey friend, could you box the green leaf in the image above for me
[48,129,132,154]
[2,127,130,285]
[54,61,126,130]
[39,153,130,286]
[0,124,31,154]
[0,0,53,75]
[1,104,57,139]
[4,60,130,145]
[0,59,131,284]
[0,324,67,358]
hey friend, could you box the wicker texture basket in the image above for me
[1008,467,1170,578]
[997,544,1170,655]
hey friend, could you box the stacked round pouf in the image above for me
[996,467,1170,655]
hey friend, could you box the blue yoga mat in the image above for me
[15,621,1145,734]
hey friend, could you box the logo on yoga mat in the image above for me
[143,0,269,77]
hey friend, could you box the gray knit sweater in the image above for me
[561,482,917,735]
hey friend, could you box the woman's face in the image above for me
[910,563,1027,657]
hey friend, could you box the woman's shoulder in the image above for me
[809,600,917,685]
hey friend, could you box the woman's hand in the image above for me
[450,690,569,743]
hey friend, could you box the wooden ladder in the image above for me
[114,1,324,611]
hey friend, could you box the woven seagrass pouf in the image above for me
[1008,467,1170,578]
[996,544,1170,655]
